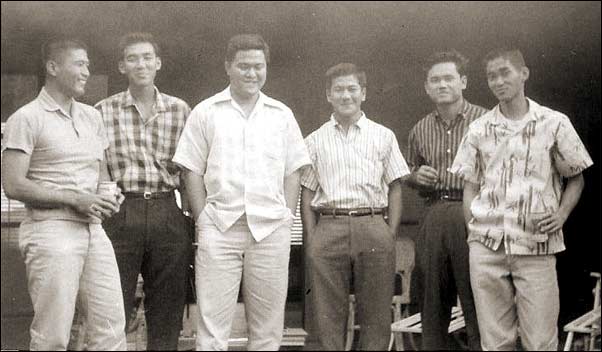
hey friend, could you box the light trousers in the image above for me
[469,241,559,351]
[195,212,292,351]
[19,219,126,351]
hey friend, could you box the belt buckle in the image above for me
[143,191,152,200]
[348,210,359,216]
[441,194,450,200]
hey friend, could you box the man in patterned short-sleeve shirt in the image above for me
[451,48,593,350]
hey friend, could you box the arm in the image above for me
[463,180,480,226]
[301,186,317,235]
[181,168,207,222]
[284,169,301,215]
[538,174,585,233]
[407,165,440,189]
[387,179,402,236]
[1,149,118,218]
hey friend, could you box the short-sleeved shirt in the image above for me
[407,100,488,199]
[450,98,593,255]
[300,114,410,209]
[1,87,108,222]
[173,87,311,241]
[95,87,190,193]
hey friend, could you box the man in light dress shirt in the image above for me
[173,34,310,351]
[451,48,593,350]
[1,38,125,350]
[300,63,410,350]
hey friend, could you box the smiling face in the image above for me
[119,41,161,88]
[51,48,90,98]
[225,49,267,101]
[424,62,467,105]
[326,74,366,120]
[486,57,529,103]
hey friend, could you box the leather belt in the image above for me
[314,207,386,217]
[427,190,463,202]
[123,191,173,200]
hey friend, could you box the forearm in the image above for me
[283,169,301,215]
[301,186,317,234]
[387,179,402,235]
[462,181,479,226]
[182,169,207,222]
[557,174,585,220]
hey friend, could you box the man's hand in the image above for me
[69,191,120,221]
[537,210,569,234]
[412,165,440,188]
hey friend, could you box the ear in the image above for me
[460,75,468,90]
[224,61,231,76]
[155,56,162,71]
[361,87,367,102]
[521,66,530,82]
[118,60,126,75]
[325,88,332,103]
[46,60,58,77]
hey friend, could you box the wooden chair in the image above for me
[563,272,601,351]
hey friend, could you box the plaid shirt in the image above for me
[95,87,190,193]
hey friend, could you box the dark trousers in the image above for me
[412,200,481,350]
[304,215,395,351]
[103,193,192,350]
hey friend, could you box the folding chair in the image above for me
[563,272,601,351]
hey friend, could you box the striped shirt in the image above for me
[407,99,487,198]
[95,87,190,193]
[173,87,311,242]
[300,113,410,209]
[451,98,593,255]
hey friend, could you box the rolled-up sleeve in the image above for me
[172,107,209,175]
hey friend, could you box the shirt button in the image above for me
[447,168,451,172]
[447,130,451,135]
[446,149,451,154]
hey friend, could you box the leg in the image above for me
[243,220,292,351]
[142,198,192,350]
[19,220,86,350]
[352,216,395,351]
[195,212,245,351]
[447,202,481,350]
[512,254,559,351]
[417,203,455,350]
[103,199,145,334]
[80,224,127,351]
[469,241,518,350]
[304,217,352,351]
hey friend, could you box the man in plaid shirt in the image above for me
[95,32,192,350]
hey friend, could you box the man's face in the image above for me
[486,57,529,103]
[119,42,161,88]
[225,50,267,100]
[326,74,366,119]
[424,62,466,105]
[53,48,90,98]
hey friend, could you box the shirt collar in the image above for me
[330,112,368,129]
[37,86,78,119]
[432,98,470,122]
[491,98,540,125]
[122,86,166,112]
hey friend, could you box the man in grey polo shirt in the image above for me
[1,38,125,350]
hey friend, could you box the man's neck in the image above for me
[500,93,529,120]
[334,111,362,134]
[45,82,73,115]
[129,84,156,105]
[436,98,464,122]
[230,89,260,117]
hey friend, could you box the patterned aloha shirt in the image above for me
[451,98,593,255]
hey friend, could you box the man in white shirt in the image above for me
[173,34,310,351]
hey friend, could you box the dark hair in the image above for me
[41,38,88,66]
[118,32,160,59]
[225,34,270,64]
[423,49,469,77]
[325,63,367,89]
[483,48,526,71]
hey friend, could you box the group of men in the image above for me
[1,31,592,351]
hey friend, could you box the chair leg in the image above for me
[564,331,574,351]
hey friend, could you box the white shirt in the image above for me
[173,87,311,241]
[301,114,410,208]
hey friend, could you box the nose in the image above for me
[244,68,257,79]
[81,65,90,78]
[491,75,504,86]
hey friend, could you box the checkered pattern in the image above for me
[95,87,190,193]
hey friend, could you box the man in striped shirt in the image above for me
[406,50,486,350]
[95,32,192,350]
[301,63,410,350]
